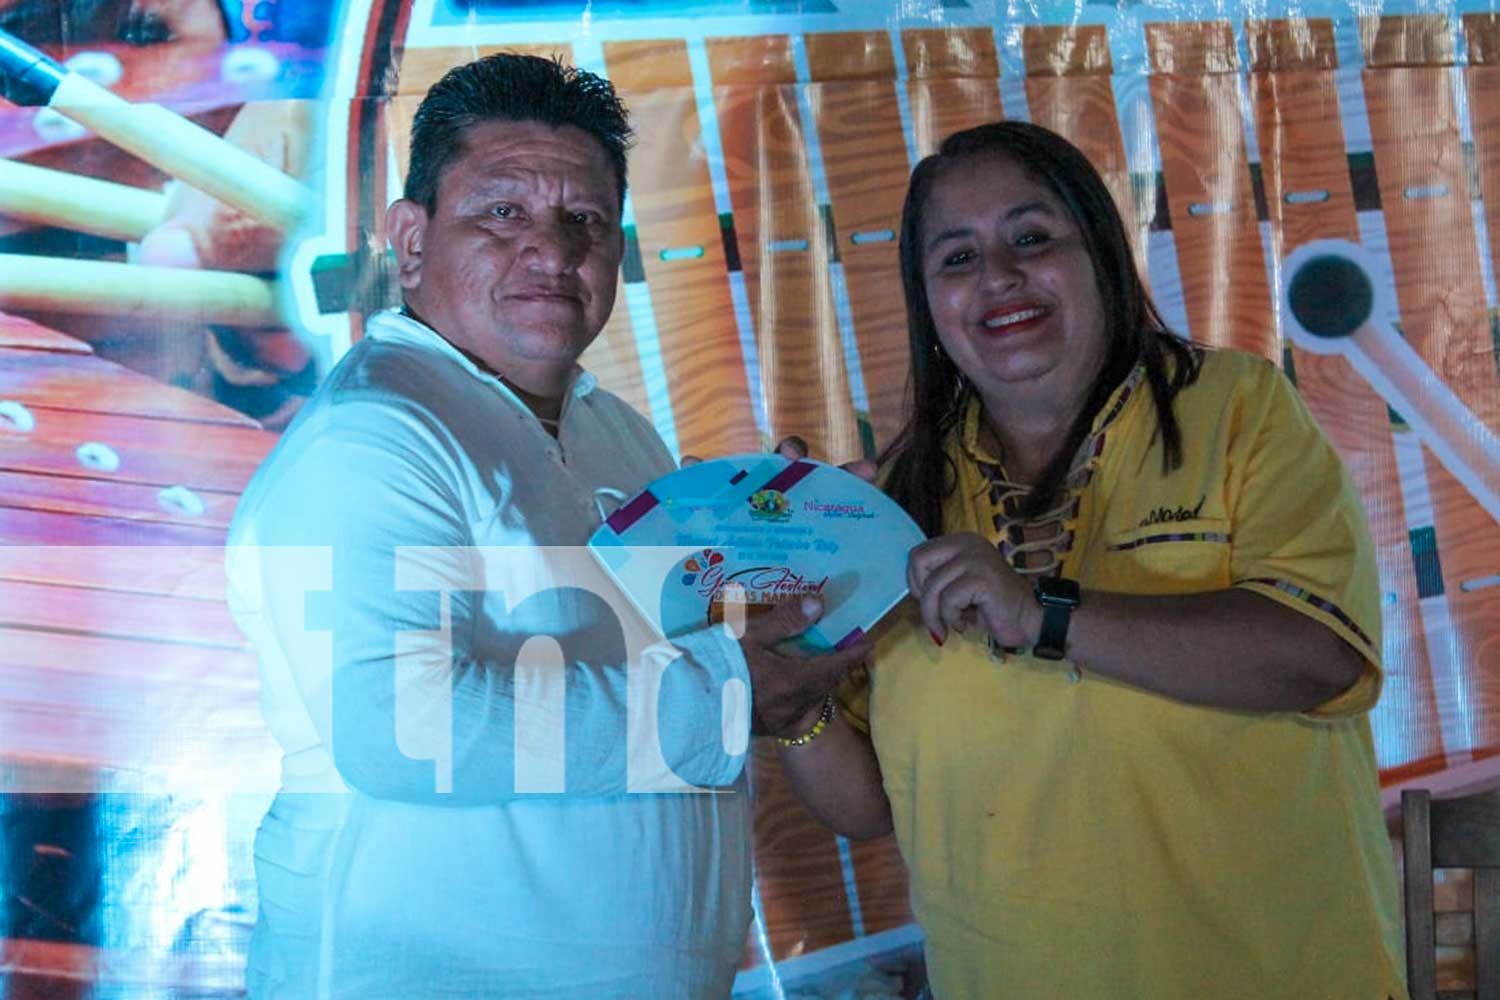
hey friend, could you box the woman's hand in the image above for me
[907,532,1039,647]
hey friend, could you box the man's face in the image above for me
[387,120,624,395]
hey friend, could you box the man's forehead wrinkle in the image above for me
[447,146,616,205]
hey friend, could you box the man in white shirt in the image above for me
[227,53,866,998]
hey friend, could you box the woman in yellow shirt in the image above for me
[777,121,1407,999]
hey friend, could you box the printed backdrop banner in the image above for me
[1,0,1499,994]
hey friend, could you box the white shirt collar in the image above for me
[366,308,597,402]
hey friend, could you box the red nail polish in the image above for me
[930,630,945,647]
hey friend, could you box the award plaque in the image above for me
[588,455,925,652]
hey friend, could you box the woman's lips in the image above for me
[979,304,1048,334]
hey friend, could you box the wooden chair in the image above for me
[1403,788,1500,1000]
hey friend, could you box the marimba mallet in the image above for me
[1281,239,1500,523]
[0,27,312,233]
[0,254,281,326]
[0,158,166,242]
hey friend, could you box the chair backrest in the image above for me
[1403,787,1500,1000]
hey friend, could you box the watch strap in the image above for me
[1033,601,1072,660]
[1032,576,1080,661]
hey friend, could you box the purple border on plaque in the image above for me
[834,627,865,651]
[760,460,817,495]
[606,490,659,534]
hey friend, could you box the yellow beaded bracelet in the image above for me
[777,695,837,748]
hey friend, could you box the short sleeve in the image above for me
[1226,360,1383,717]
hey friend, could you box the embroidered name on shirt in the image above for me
[1138,495,1205,528]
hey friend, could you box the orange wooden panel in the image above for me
[708,36,860,462]
[0,406,273,493]
[846,835,911,937]
[1464,25,1500,338]
[747,742,854,958]
[0,706,275,785]
[0,628,258,690]
[0,543,229,602]
[604,40,759,458]
[0,662,262,737]
[579,306,652,423]
[1245,17,1338,72]
[0,578,246,649]
[0,317,90,354]
[1022,26,1144,266]
[0,350,257,427]
[1465,13,1500,65]
[1245,20,1441,764]
[903,27,1000,80]
[0,470,239,530]
[1362,43,1500,448]
[705,35,798,85]
[1363,26,1500,749]
[0,642,276,787]
[395,43,572,96]
[0,506,227,548]
[804,31,895,81]
[1362,14,1457,68]
[604,37,693,89]
[1022,22,1111,75]
[1147,21,1277,359]
[1144,20,1241,75]
[901,29,1002,158]
[801,33,912,452]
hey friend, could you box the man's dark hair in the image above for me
[883,120,1202,534]
[404,53,633,212]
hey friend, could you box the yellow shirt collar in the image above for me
[956,363,1148,474]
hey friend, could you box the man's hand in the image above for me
[773,434,876,483]
[907,532,1040,647]
[135,100,315,426]
[739,595,868,739]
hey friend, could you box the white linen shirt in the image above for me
[227,309,754,998]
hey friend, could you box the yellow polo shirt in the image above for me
[847,349,1406,999]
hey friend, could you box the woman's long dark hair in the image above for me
[881,121,1201,537]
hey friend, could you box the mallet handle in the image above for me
[0,253,282,326]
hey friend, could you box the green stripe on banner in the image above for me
[1348,152,1381,213]
[857,412,876,462]
[1409,525,1445,599]
[719,212,742,273]
[820,203,840,264]
[622,224,646,284]
[1247,162,1270,223]
[1489,310,1500,365]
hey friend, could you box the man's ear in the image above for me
[386,199,427,291]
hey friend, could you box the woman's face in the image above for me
[919,152,1109,417]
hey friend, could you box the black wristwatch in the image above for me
[1033,576,1081,661]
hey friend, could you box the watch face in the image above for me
[1036,576,1081,607]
